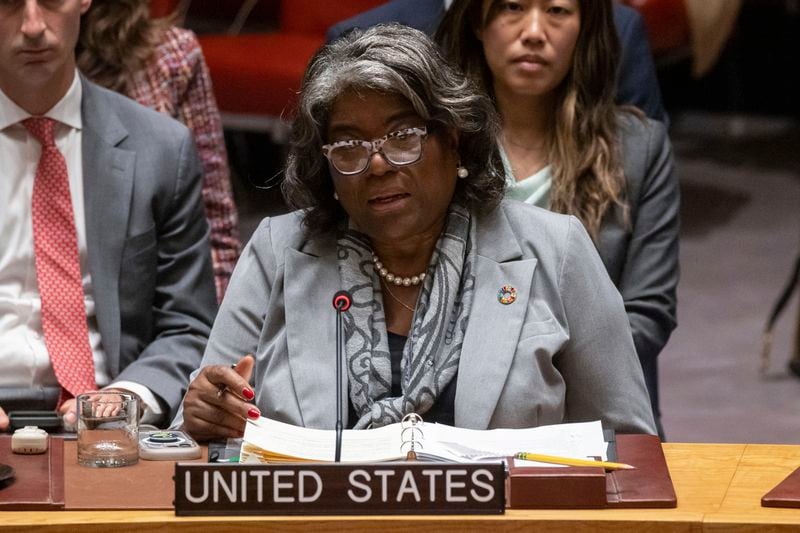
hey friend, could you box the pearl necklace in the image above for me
[372,255,426,286]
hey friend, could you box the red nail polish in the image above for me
[247,408,260,419]
[242,388,254,400]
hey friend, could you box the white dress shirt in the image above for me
[0,71,162,422]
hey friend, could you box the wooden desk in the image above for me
[705,444,800,532]
[1,444,799,532]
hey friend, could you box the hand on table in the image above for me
[182,354,259,441]
[99,388,143,419]
[0,392,136,434]
[58,399,78,429]
[58,389,142,432]
[0,400,78,433]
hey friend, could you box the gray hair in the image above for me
[282,23,505,235]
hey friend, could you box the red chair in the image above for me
[149,0,182,19]
[622,0,691,58]
[195,0,386,132]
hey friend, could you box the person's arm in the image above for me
[556,217,657,435]
[614,4,668,125]
[113,131,217,423]
[172,29,241,301]
[173,218,277,438]
[618,119,680,409]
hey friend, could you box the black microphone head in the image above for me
[333,290,352,312]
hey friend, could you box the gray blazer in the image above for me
[81,77,216,420]
[598,114,680,419]
[176,201,656,435]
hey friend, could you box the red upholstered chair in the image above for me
[149,0,183,19]
[622,0,691,58]
[196,0,386,132]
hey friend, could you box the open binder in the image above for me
[239,414,609,465]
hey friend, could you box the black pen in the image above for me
[216,363,237,399]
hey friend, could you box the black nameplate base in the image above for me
[174,462,505,516]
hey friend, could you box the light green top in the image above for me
[500,145,552,208]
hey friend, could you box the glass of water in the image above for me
[77,391,139,467]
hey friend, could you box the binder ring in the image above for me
[400,413,424,454]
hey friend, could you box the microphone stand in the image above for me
[335,305,344,463]
[332,291,351,463]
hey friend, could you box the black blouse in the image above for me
[347,331,457,428]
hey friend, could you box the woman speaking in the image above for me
[177,25,655,440]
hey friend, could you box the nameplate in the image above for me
[174,462,505,515]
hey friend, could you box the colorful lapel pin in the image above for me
[497,285,517,305]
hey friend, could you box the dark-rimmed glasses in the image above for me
[322,126,428,175]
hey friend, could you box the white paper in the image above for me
[241,417,403,463]
[422,420,608,463]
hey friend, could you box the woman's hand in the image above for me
[182,355,259,441]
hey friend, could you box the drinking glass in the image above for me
[77,391,139,467]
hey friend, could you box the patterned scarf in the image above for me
[337,203,476,429]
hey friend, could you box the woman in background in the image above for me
[437,0,680,435]
[78,0,240,300]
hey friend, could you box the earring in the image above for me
[457,165,469,179]
[333,192,339,201]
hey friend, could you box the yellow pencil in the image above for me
[514,452,635,470]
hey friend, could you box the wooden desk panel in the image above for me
[62,440,207,510]
[0,510,704,533]
[0,443,797,532]
[705,444,800,532]
[664,443,744,513]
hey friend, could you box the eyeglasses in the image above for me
[322,126,428,176]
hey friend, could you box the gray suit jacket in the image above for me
[176,201,655,435]
[81,77,217,421]
[598,113,680,420]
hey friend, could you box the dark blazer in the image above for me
[599,112,680,426]
[174,202,656,435]
[327,1,668,123]
[326,0,445,43]
[614,4,668,124]
[81,77,217,421]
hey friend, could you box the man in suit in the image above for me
[327,0,668,123]
[0,0,216,430]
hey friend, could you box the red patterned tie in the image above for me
[24,117,97,405]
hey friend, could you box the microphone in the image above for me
[333,291,351,312]
[332,290,351,462]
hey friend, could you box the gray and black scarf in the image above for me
[337,203,476,429]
